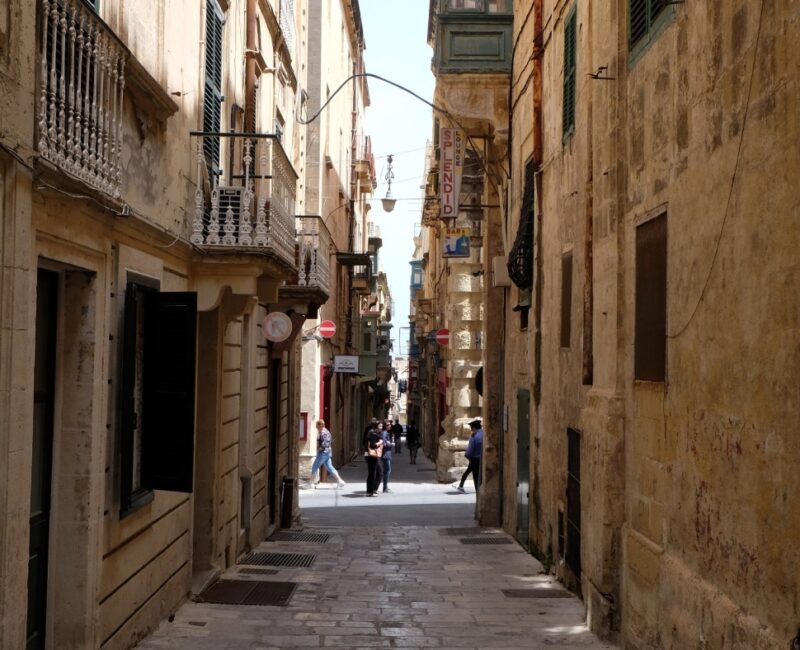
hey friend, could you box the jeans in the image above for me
[311,450,337,478]
[381,457,392,491]
[458,458,481,490]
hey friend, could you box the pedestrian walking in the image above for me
[364,426,384,497]
[311,420,346,488]
[406,422,420,464]
[391,420,403,453]
[380,425,394,493]
[457,419,483,493]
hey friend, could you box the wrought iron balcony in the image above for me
[37,0,127,198]
[290,216,332,295]
[190,133,298,269]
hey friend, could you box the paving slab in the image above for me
[136,451,614,650]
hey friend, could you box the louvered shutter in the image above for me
[507,160,535,289]
[141,291,198,492]
[562,8,577,139]
[203,0,224,178]
[629,0,668,51]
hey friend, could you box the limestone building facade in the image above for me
[425,0,800,648]
[0,0,351,647]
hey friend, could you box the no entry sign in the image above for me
[319,320,336,338]
[435,328,450,346]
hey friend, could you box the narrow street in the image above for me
[136,448,612,649]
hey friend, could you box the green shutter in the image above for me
[203,0,224,177]
[629,0,668,52]
[562,6,577,140]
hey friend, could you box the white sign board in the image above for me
[333,355,359,373]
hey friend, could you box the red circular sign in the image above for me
[435,328,450,345]
[319,320,337,338]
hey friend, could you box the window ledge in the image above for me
[126,56,180,123]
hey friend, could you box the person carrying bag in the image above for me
[364,427,384,496]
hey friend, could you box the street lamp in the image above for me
[381,154,396,213]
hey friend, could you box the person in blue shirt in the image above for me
[457,419,483,493]
[379,423,395,493]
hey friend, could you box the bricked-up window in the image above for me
[562,6,577,141]
[121,283,198,516]
[629,0,668,53]
[560,252,573,348]
[635,214,667,381]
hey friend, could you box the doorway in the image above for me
[566,427,582,588]
[515,389,530,547]
[27,269,58,649]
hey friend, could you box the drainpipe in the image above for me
[532,0,544,408]
[245,0,257,133]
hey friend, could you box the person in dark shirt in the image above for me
[406,422,421,464]
[380,425,394,493]
[391,420,404,453]
[364,426,384,497]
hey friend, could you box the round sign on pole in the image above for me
[435,328,450,346]
[319,320,337,338]
[262,312,293,342]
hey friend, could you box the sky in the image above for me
[359,1,435,356]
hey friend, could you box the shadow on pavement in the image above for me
[302,502,476,527]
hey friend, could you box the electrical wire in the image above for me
[667,0,765,339]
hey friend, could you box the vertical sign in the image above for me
[440,128,464,218]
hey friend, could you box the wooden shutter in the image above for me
[203,0,224,176]
[562,7,577,139]
[560,252,573,348]
[141,291,198,492]
[630,0,668,51]
[634,214,667,381]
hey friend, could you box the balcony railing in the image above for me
[37,0,127,198]
[190,133,297,268]
[293,216,331,294]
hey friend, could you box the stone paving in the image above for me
[136,447,614,649]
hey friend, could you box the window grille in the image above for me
[507,160,535,289]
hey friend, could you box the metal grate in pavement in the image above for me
[502,588,573,599]
[459,537,514,545]
[267,531,330,543]
[241,552,316,568]
[417,468,436,472]
[198,579,296,606]
[238,567,279,575]
[439,527,496,536]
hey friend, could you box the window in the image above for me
[507,159,535,290]
[634,214,667,381]
[203,0,224,180]
[562,6,577,141]
[275,118,284,144]
[629,0,669,55]
[120,282,198,515]
[449,0,483,10]
[561,252,573,348]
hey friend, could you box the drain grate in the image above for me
[199,579,296,606]
[241,552,316,568]
[267,531,330,543]
[459,537,514,545]
[417,468,436,472]
[502,588,573,599]
[439,527,496,536]
[238,567,279,576]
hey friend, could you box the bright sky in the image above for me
[360,1,434,356]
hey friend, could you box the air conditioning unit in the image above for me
[492,256,512,287]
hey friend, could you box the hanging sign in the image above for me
[443,227,471,257]
[440,128,465,218]
[333,355,359,373]
[262,312,293,342]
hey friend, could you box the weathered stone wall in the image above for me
[620,2,800,647]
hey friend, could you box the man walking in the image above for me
[457,419,483,493]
